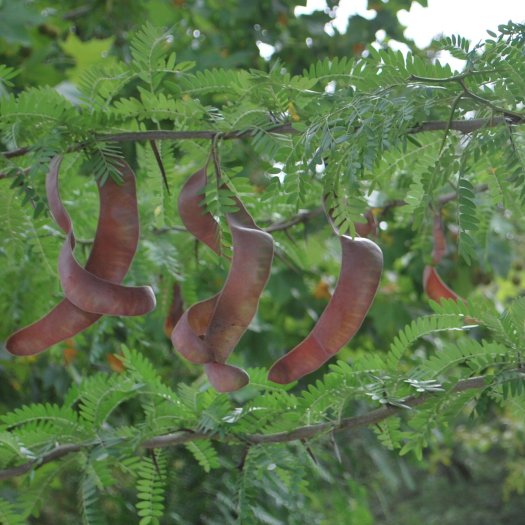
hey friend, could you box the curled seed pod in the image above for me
[268,203,383,384]
[49,165,155,316]
[6,155,154,356]
[177,167,221,255]
[163,283,184,338]
[172,167,274,392]
[423,266,460,303]
[171,296,216,364]
[354,209,377,238]
[423,211,462,304]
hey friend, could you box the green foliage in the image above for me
[1,13,525,525]
[457,176,478,264]
[135,452,167,525]
[0,498,25,525]
[185,440,220,473]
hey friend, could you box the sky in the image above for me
[294,0,525,63]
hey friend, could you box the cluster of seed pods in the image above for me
[423,213,462,303]
[172,170,384,389]
[172,166,274,391]
[6,156,156,357]
[6,155,386,392]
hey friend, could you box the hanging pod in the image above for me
[171,167,274,392]
[423,212,462,304]
[268,201,383,384]
[423,266,460,302]
[6,155,155,356]
[163,283,184,338]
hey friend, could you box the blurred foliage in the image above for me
[1,2,525,524]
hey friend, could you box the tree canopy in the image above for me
[1,2,525,524]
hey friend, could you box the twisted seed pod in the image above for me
[163,283,184,338]
[6,155,155,356]
[172,167,274,392]
[177,167,221,255]
[268,202,383,384]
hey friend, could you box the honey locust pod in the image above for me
[6,155,155,356]
[163,283,184,338]
[423,266,461,303]
[268,198,383,384]
[177,166,221,254]
[171,166,274,392]
[423,212,462,304]
[354,209,377,238]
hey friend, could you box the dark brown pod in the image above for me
[6,155,154,356]
[268,235,383,384]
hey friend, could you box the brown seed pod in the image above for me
[6,155,155,356]
[423,212,462,304]
[354,209,377,238]
[172,167,274,392]
[50,164,155,316]
[268,202,383,384]
[423,266,461,303]
[163,283,184,338]
[177,166,221,255]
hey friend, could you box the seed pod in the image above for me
[163,283,184,338]
[172,167,274,392]
[268,200,383,384]
[49,164,155,316]
[204,362,250,393]
[6,155,154,356]
[354,209,377,238]
[423,212,462,304]
[423,266,460,303]
[177,166,221,255]
[268,236,383,384]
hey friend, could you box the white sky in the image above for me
[294,0,525,54]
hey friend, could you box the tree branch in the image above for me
[406,116,522,134]
[2,116,524,164]
[0,444,82,481]
[0,372,497,482]
[95,122,296,145]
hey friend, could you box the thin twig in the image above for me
[264,207,323,232]
[62,5,92,20]
[149,140,171,195]
[408,70,501,84]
